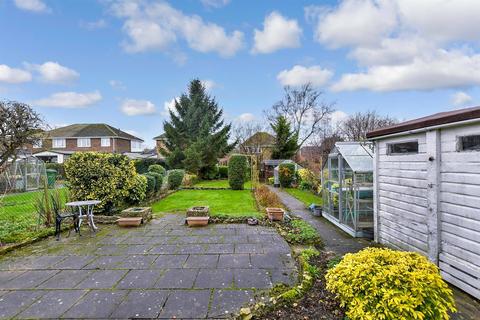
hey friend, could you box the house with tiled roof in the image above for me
[27,123,144,163]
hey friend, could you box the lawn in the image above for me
[193,179,252,189]
[0,188,67,244]
[151,189,261,218]
[284,188,323,207]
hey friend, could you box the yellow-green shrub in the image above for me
[65,152,137,212]
[326,248,456,320]
[126,174,147,204]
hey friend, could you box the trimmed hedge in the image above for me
[167,169,185,190]
[228,154,247,190]
[279,163,296,188]
[148,164,166,175]
[147,172,163,191]
[126,174,147,204]
[142,174,156,194]
[326,248,456,320]
[218,165,228,179]
[134,158,166,174]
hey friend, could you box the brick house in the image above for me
[153,133,167,158]
[27,123,144,163]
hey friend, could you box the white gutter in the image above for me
[369,118,480,141]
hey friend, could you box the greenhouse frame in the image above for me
[322,142,374,238]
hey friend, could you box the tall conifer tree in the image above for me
[161,79,236,178]
[270,115,299,159]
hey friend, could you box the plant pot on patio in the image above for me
[121,207,152,221]
[266,207,285,221]
[116,217,143,227]
[186,206,210,227]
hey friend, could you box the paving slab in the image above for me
[0,214,297,319]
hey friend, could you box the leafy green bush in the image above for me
[201,165,219,180]
[167,169,185,190]
[218,165,228,179]
[65,152,137,212]
[147,172,163,191]
[142,174,156,194]
[268,177,274,185]
[282,219,322,247]
[134,158,166,174]
[228,154,247,190]
[326,248,456,320]
[148,164,166,175]
[126,174,147,204]
[279,163,295,188]
[182,173,199,187]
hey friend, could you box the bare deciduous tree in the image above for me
[339,110,397,141]
[232,121,268,153]
[0,101,44,173]
[265,83,334,150]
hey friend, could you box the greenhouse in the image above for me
[322,142,374,238]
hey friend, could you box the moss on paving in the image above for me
[151,189,262,218]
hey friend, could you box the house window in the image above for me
[77,138,91,148]
[52,138,66,148]
[387,141,418,155]
[32,139,42,149]
[131,140,142,152]
[459,135,480,151]
[101,138,111,147]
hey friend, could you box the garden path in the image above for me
[0,214,296,319]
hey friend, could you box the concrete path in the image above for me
[0,214,296,319]
[268,186,369,256]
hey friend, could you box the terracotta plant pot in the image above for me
[186,216,209,227]
[116,217,143,227]
[266,207,285,221]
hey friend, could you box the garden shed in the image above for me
[321,142,374,238]
[367,106,480,299]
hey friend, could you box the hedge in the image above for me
[126,174,147,204]
[148,164,166,176]
[147,172,163,191]
[228,154,247,190]
[64,152,137,212]
[279,163,296,188]
[134,158,166,174]
[218,165,228,179]
[143,173,156,194]
[167,169,185,190]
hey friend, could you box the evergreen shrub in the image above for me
[228,154,247,190]
[218,165,228,179]
[279,163,295,188]
[167,169,185,190]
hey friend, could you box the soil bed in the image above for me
[258,252,345,320]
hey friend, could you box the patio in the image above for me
[0,214,297,319]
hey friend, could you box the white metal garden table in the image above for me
[65,200,101,233]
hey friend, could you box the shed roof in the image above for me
[332,142,373,173]
[367,106,480,139]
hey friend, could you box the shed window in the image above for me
[459,135,480,151]
[388,141,418,155]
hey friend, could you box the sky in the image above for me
[1,0,480,148]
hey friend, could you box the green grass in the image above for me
[0,188,67,244]
[193,179,252,189]
[284,188,323,207]
[151,189,261,218]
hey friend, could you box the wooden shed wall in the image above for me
[374,124,480,299]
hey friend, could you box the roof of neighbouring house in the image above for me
[367,106,480,139]
[243,132,275,146]
[47,124,143,142]
[153,133,167,140]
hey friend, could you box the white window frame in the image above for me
[77,138,91,148]
[32,139,43,149]
[101,138,111,147]
[52,138,66,148]
[131,140,142,152]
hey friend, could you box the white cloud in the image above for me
[14,0,50,13]
[201,79,216,91]
[162,97,179,116]
[307,1,396,49]
[0,64,32,83]
[331,49,480,92]
[451,91,472,107]
[330,110,349,127]
[252,12,302,54]
[80,19,107,30]
[26,61,79,84]
[109,80,126,90]
[277,65,333,87]
[201,0,230,8]
[121,99,156,116]
[33,91,102,108]
[311,0,480,92]
[238,113,255,122]
[112,1,244,57]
